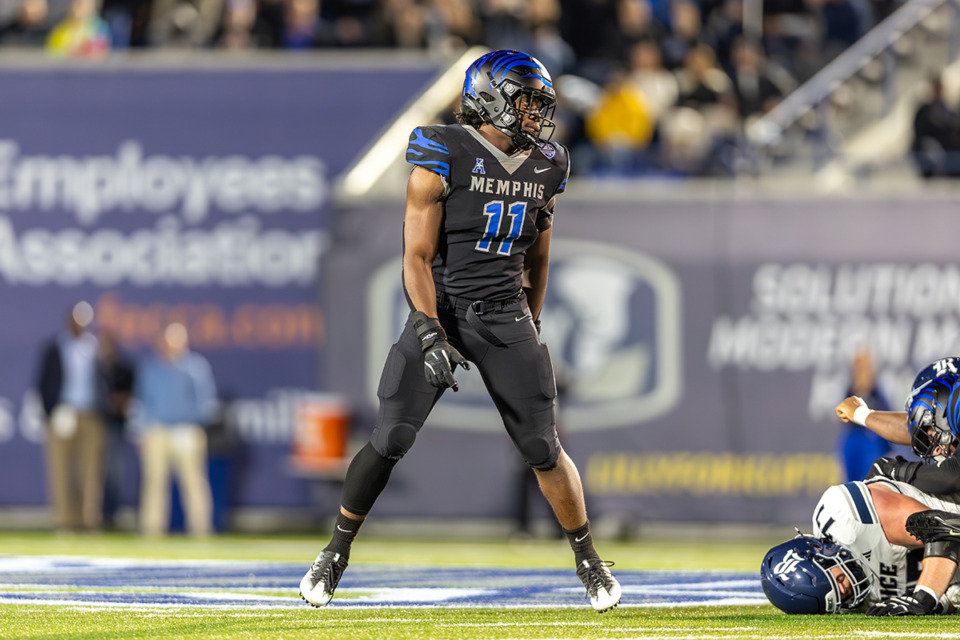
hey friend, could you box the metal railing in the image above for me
[746,0,960,150]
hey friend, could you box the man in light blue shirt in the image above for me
[135,322,217,537]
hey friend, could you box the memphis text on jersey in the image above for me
[469,175,546,200]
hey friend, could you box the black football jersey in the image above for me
[405,124,570,302]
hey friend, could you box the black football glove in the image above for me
[865,455,921,483]
[865,588,944,616]
[411,311,469,391]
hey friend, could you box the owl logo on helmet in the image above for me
[907,371,960,460]
[460,50,557,151]
[760,535,872,614]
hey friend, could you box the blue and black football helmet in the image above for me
[760,535,872,614]
[907,369,960,460]
[461,50,557,151]
[904,357,960,410]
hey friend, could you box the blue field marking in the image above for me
[0,556,766,609]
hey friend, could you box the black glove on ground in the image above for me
[411,311,469,391]
[865,588,943,616]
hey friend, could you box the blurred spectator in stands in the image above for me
[701,0,744,73]
[728,37,786,122]
[911,74,960,178]
[218,0,257,49]
[815,0,871,63]
[249,0,285,47]
[0,1,21,29]
[148,0,224,47]
[675,43,733,110]
[762,0,820,81]
[585,66,656,174]
[426,0,483,52]
[135,322,217,538]
[552,74,601,169]
[100,0,151,47]
[627,38,678,123]
[369,0,427,48]
[46,0,110,57]
[526,0,577,76]
[481,0,531,53]
[671,44,739,175]
[278,0,373,48]
[481,0,574,75]
[0,0,51,47]
[97,329,134,530]
[559,0,623,84]
[282,0,322,48]
[616,0,664,55]
[658,106,712,174]
[35,301,106,533]
[660,0,701,70]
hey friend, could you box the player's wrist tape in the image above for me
[410,310,446,351]
[916,585,939,599]
[853,405,873,426]
[914,585,941,613]
[925,539,960,564]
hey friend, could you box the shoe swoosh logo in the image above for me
[575,533,590,542]
[514,314,532,322]
[337,526,353,533]
[533,167,550,174]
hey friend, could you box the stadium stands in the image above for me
[2,0,958,180]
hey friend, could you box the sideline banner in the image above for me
[0,64,440,508]
[324,195,960,524]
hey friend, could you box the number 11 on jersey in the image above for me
[476,200,527,256]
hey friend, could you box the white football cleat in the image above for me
[299,550,348,607]
[576,558,622,612]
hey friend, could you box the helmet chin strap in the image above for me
[507,128,535,150]
[492,112,535,151]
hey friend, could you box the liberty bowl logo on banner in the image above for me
[366,239,681,432]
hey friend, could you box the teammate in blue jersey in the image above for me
[763,358,960,615]
[299,50,621,612]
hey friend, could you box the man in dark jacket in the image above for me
[35,301,106,532]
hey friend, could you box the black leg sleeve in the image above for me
[340,442,399,517]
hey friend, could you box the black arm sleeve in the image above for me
[911,456,960,494]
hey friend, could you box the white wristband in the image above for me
[852,405,873,427]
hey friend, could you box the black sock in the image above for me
[564,521,599,565]
[324,513,363,559]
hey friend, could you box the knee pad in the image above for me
[519,433,560,471]
[374,422,419,460]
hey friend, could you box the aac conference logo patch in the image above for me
[366,239,681,433]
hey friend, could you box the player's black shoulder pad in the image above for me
[536,140,570,193]
[406,125,454,179]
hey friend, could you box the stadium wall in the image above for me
[325,187,960,528]
[0,58,957,530]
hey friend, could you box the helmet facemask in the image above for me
[497,80,557,150]
[813,538,872,612]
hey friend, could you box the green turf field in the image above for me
[0,532,954,639]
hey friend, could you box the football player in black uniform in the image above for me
[299,50,621,612]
